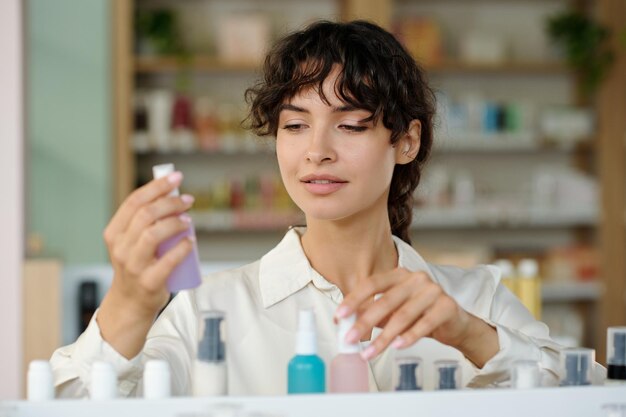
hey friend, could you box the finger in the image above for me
[360,284,442,359]
[344,280,415,344]
[103,172,183,245]
[394,295,457,350]
[126,215,193,274]
[124,194,194,245]
[141,236,194,293]
[335,268,412,320]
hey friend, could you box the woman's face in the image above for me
[276,68,400,224]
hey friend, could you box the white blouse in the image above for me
[50,227,587,398]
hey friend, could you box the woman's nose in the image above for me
[305,126,336,164]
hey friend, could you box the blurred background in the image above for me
[9,0,626,397]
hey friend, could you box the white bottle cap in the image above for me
[518,259,539,279]
[91,361,117,400]
[27,360,54,401]
[143,360,171,399]
[152,163,179,197]
[511,360,541,389]
[494,259,514,278]
[295,309,318,355]
[337,314,360,354]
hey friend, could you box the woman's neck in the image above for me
[300,212,399,296]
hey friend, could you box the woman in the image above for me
[51,20,567,396]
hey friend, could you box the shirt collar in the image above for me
[258,227,435,309]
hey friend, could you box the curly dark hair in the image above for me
[245,20,435,245]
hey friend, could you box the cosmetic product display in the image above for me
[143,360,172,399]
[606,327,626,385]
[152,163,202,292]
[394,357,423,391]
[330,314,369,393]
[193,310,227,396]
[435,360,460,390]
[27,360,54,402]
[91,361,117,400]
[511,360,541,389]
[287,309,326,394]
[560,348,594,386]
[517,259,542,320]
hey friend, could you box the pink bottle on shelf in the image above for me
[329,314,369,393]
[152,163,202,292]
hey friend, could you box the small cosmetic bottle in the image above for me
[606,327,626,385]
[329,314,369,393]
[287,309,326,394]
[27,360,54,401]
[511,360,541,389]
[435,359,461,390]
[152,163,202,292]
[394,357,423,391]
[193,310,227,396]
[143,360,171,399]
[91,361,117,400]
[559,348,594,386]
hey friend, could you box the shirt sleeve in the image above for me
[467,266,606,387]
[50,290,199,398]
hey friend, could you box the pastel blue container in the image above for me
[288,354,326,394]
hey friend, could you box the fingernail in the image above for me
[168,171,183,184]
[335,305,351,319]
[361,346,376,361]
[181,194,195,204]
[345,328,360,344]
[179,214,192,223]
[391,336,405,349]
[187,235,196,243]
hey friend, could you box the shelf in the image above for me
[190,210,303,232]
[424,60,568,75]
[189,207,597,233]
[433,136,590,154]
[412,207,598,229]
[134,56,567,76]
[133,134,592,157]
[135,56,260,74]
[541,281,604,302]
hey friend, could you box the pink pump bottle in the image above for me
[329,314,369,393]
[152,163,202,292]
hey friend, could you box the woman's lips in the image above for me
[301,179,348,195]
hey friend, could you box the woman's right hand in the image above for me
[97,171,195,358]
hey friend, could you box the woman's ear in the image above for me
[395,120,421,165]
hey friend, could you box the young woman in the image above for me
[51,20,571,396]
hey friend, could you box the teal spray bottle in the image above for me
[287,309,326,394]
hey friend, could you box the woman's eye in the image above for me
[340,124,368,133]
[282,124,306,131]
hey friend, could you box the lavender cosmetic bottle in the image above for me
[152,163,202,292]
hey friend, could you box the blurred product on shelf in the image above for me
[216,13,271,64]
[517,258,542,320]
[393,17,444,66]
[544,245,599,283]
[539,106,594,145]
[459,31,508,64]
[436,91,536,147]
[414,163,598,228]
[134,90,263,154]
[494,259,516,295]
[183,173,302,231]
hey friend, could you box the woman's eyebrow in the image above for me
[278,103,308,113]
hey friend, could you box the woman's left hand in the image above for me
[335,267,499,366]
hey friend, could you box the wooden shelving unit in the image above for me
[134,55,568,76]
[111,0,626,358]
